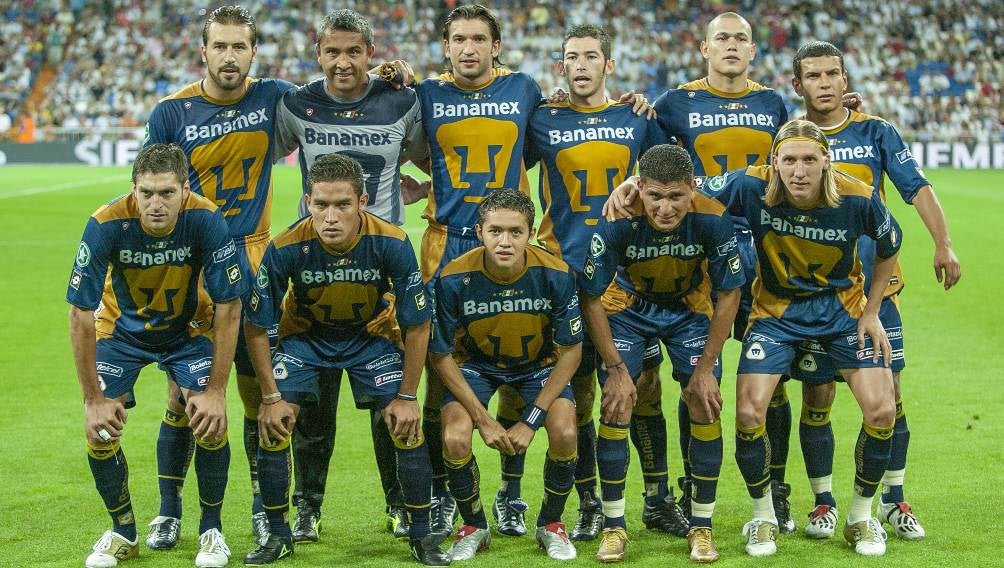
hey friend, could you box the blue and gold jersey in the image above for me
[579,193,744,316]
[417,69,542,232]
[654,79,787,231]
[145,77,296,239]
[66,192,244,348]
[820,110,929,296]
[702,165,902,320]
[247,212,428,339]
[431,246,582,374]
[527,100,666,272]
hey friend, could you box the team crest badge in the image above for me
[122,222,129,230]
[799,354,817,372]
[184,101,192,110]
[257,266,269,289]
[76,242,91,267]
[589,234,606,257]
[302,244,310,254]
[745,342,765,361]
[306,107,314,117]
[707,174,728,191]
[273,362,288,380]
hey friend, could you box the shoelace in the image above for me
[93,531,114,552]
[501,498,528,524]
[866,519,888,542]
[600,529,624,550]
[692,528,713,549]
[200,530,231,555]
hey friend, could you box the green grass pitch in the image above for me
[0,164,1001,567]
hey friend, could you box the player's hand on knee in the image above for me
[479,418,515,456]
[683,371,723,423]
[85,397,127,445]
[258,400,295,447]
[635,369,662,404]
[602,176,641,222]
[857,313,891,367]
[384,399,421,443]
[505,422,535,455]
[187,390,227,441]
[601,367,636,423]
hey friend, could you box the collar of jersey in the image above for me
[567,99,616,113]
[197,77,255,106]
[814,108,854,135]
[701,77,754,99]
[446,69,503,91]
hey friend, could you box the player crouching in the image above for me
[242,154,449,566]
[430,189,583,561]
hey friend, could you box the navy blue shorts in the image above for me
[95,335,215,408]
[739,294,891,376]
[271,332,404,409]
[442,363,575,409]
[597,297,719,389]
[787,295,906,383]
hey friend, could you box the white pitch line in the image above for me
[0,174,129,200]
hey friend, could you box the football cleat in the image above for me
[596,527,628,563]
[741,519,778,557]
[409,532,451,566]
[146,516,180,550]
[805,504,838,539]
[570,493,602,541]
[492,491,528,537]
[642,490,689,537]
[677,477,694,520]
[292,505,320,543]
[244,534,294,565]
[387,504,411,540]
[85,530,138,568]
[535,522,577,560]
[878,500,926,540]
[251,511,270,547]
[687,527,719,563]
[431,493,458,538]
[844,518,888,556]
[194,528,230,568]
[449,525,490,561]
[771,481,796,534]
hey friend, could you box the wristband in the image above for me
[603,360,627,372]
[396,392,418,401]
[262,392,282,405]
[521,404,547,430]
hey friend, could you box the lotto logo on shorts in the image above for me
[745,342,766,361]
[227,264,241,284]
[197,376,209,386]
[570,316,582,336]
[583,258,596,280]
[690,355,720,367]
[415,291,427,310]
[857,348,875,360]
[375,371,403,386]
[729,255,742,274]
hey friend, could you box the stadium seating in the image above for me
[1,0,1001,143]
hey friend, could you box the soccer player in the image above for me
[580,145,742,563]
[68,144,244,568]
[142,5,296,549]
[704,120,902,557]
[645,11,799,532]
[429,189,582,561]
[272,8,430,543]
[523,24,675,541]
[242,153,449,566]
[787,40,962,541]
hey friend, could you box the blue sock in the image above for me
[766,384,791,483]
[497,415,525,498]
[195,435,230,534]
[689,421,722,528]
[538,451,576,526]
[257,436,293,538]
[597,421,630,529]
[156,408,194,518]
[677,398,692,478]
[855,423,893,499]
[88,442,137,542]
[735,423,771,499]
[423,407,448,495]
[630,409,668,506]
[242,416,264,514]
[882,400,909,504]
[445,453,488,529]
[394,434,433,539]
[800,403,836,507]
[575,420,598,502]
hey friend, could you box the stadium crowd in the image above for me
[2,0,1001,143]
